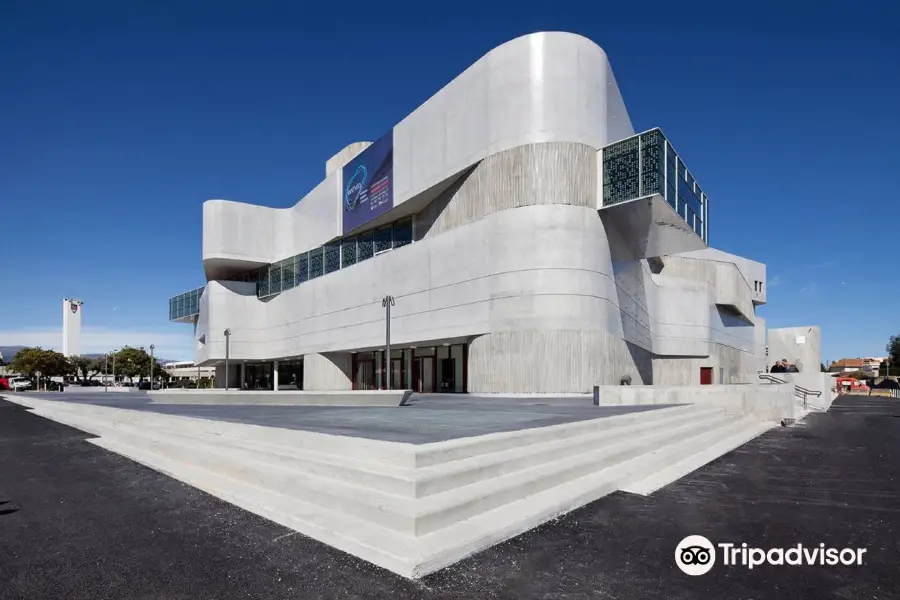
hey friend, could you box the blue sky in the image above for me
[1,0,897,363]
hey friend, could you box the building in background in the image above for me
[62,298,83,357]
[828,357,887,374]
[163,361,216,381]
[168,32,778,393]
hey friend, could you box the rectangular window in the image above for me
[281,257,295,291]
[358,231,374,261]
[295,252,308,284]
[269,261,282,294]
[602,136,640,206]
[309,247,323,279]
[324,242,340,274]
[341,237,357,267]
[257,266,270,297]
[392,218,413,249]
[374,225,392,254]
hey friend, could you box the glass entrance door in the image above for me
[391,357,404,390]
[354,356,376,390]
[413,356,435,393]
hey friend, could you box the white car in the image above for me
[8,377,32,391]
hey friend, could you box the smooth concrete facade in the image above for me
[182,32,770,393]
[768,325,822,374]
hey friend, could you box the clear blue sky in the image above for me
[1,0,897,362]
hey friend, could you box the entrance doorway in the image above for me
[412,356,435,393]
[391,357,405,390]
[700,367,713,385]
[353,354,377,390]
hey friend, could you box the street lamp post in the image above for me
[224,329,232,390]
[382,295,395,390]
[149,344,155,390]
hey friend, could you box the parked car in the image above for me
[137,381,152,390]
[9,377,32,391]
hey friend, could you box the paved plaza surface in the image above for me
[1,395,898,599]
[15,391,669,443]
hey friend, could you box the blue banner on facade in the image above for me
[342,131,393,234]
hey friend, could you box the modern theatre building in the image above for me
[169,32,769,394]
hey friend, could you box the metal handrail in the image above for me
[758,373,822,410]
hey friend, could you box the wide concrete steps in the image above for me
[12,396,771,579]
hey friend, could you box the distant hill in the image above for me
[0,346,25,363]
[0,346,173,364]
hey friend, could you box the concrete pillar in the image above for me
[273,360,279,391]
[240,362,246,390]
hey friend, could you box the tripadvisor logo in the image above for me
[675,535,867,576]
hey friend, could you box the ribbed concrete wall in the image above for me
[304,353,352,391]
[468,330,652,393]
[653,342,750,386]
[416,142,597,239]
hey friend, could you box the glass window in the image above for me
[269,261,282,294]
[341,237,357,268]
[602,136,640,206]
[639,129,664,197]
[309,247,323,279]
[451,344,465,393]
[392,218,413,249]
[281,257,295,291]
[257,266,270,297]
[324,242,340,274]
[374,225,392,254]
[295,252,308,284]
[358,231,374,261]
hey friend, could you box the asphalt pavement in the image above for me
[1,394,898,599]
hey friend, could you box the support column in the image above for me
[240,362,246,390]
[273,360,279,391]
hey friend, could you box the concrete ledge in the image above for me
[147,389,413,407]
[593,383,795,422]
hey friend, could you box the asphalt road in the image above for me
[16,391,668,443]
[1,395,898,599]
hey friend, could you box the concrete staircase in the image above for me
[11,397,772,578]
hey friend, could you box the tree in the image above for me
[108,346,167,383]
[69,355,107,382]
[11,347,72,387]
[820,362,827,372]
[885,335,900,375]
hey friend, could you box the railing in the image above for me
[758,373,823,410]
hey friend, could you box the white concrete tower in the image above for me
[62,298,84,357]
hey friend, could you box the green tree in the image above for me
[885,335,900,375]
[11,347,72,387]
[108,346,167,383]
[69,355,107,382]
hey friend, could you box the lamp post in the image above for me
[112,350,117,387]
[381,295,395,390]
[104,353,109,391]
[149,344,155,390]
[224,328,232,390]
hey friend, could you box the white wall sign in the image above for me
[796,335,806,344]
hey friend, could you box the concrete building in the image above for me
[169,32,770,393]
[163,361,216,381]
[62,298,83,357]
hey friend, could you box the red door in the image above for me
[700,367,713,385]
